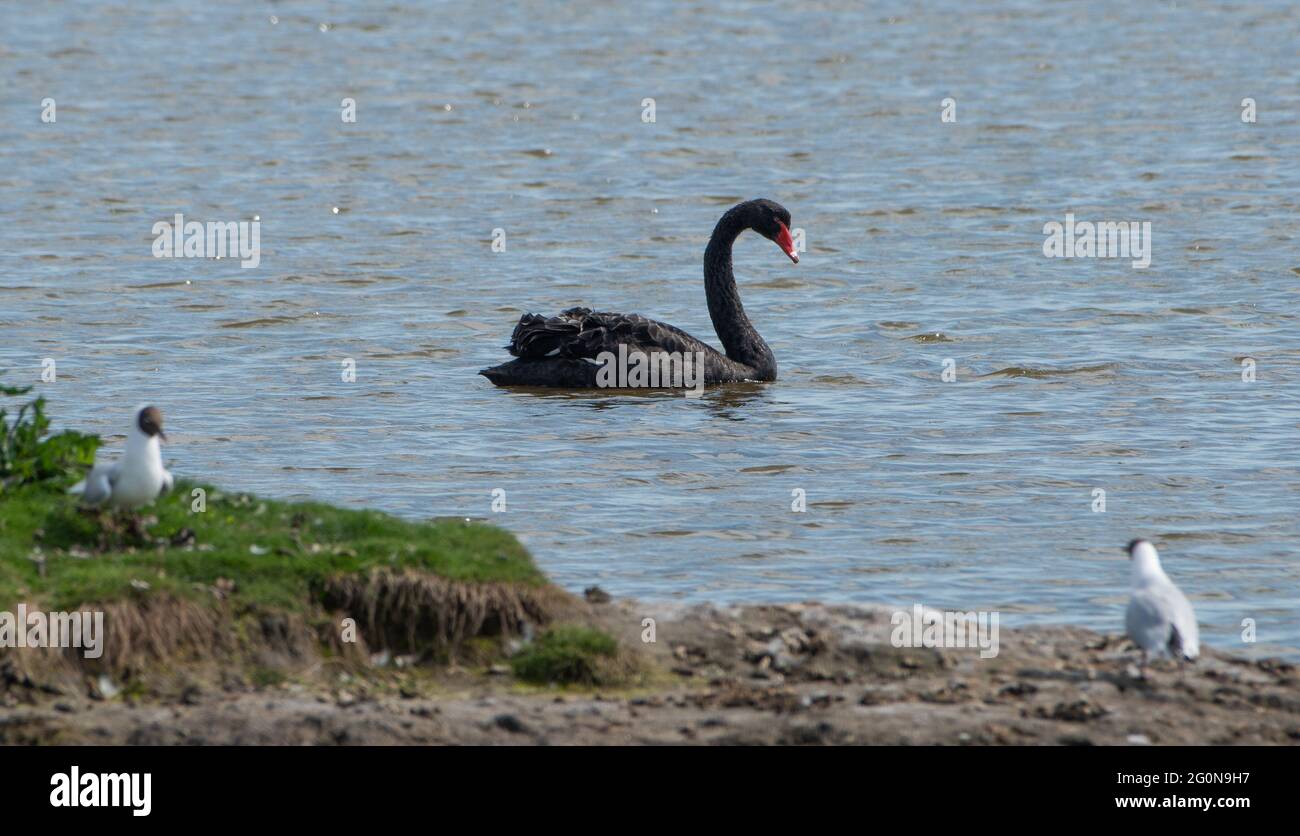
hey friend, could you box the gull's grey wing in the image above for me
[75,462,120,505]
[1126,589,1173,656]
[161,469,174,494]
[1127,582,1199,659]
[1164,584,1200,659]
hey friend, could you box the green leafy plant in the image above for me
[510,625,620,685]
[0,377,99,492]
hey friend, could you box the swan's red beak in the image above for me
[775,223,799,264]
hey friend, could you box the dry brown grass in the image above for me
[0,570,579,701]
[1,595,240,697]
[321,568,573,656]
[94,597,231,676]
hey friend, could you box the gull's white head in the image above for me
[1126,538,1164,580]
[131,404,166,443]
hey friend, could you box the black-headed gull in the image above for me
[1125,539,1200,669]
[70,405,173,509]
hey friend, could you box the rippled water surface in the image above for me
[2,1,1297,655]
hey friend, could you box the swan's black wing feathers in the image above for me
[507,308,714,361]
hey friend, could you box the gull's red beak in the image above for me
[775,222,799,264]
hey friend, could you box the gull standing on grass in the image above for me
[69,405,173,509]
[1125,538,1199,672]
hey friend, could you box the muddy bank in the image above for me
[2,599,1296,745]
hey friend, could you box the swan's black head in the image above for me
[744,199,798,264]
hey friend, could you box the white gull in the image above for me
[1125,538,1200,669]
[69,405,173,509]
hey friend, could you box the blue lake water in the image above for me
[1,0,1296,657]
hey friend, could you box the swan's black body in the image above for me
[480,199,797,388]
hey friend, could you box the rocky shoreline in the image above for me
[3,598,1296,745]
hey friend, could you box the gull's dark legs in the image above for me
[126,511,149,544]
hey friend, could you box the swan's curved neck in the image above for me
[703,208,775,376]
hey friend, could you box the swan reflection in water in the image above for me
[489,381,773,424]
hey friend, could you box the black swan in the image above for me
[479,198,798,388]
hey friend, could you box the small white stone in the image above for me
[97,675,120,699]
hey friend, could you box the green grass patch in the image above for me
[0,480,546,614]
[510,625,621,686]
